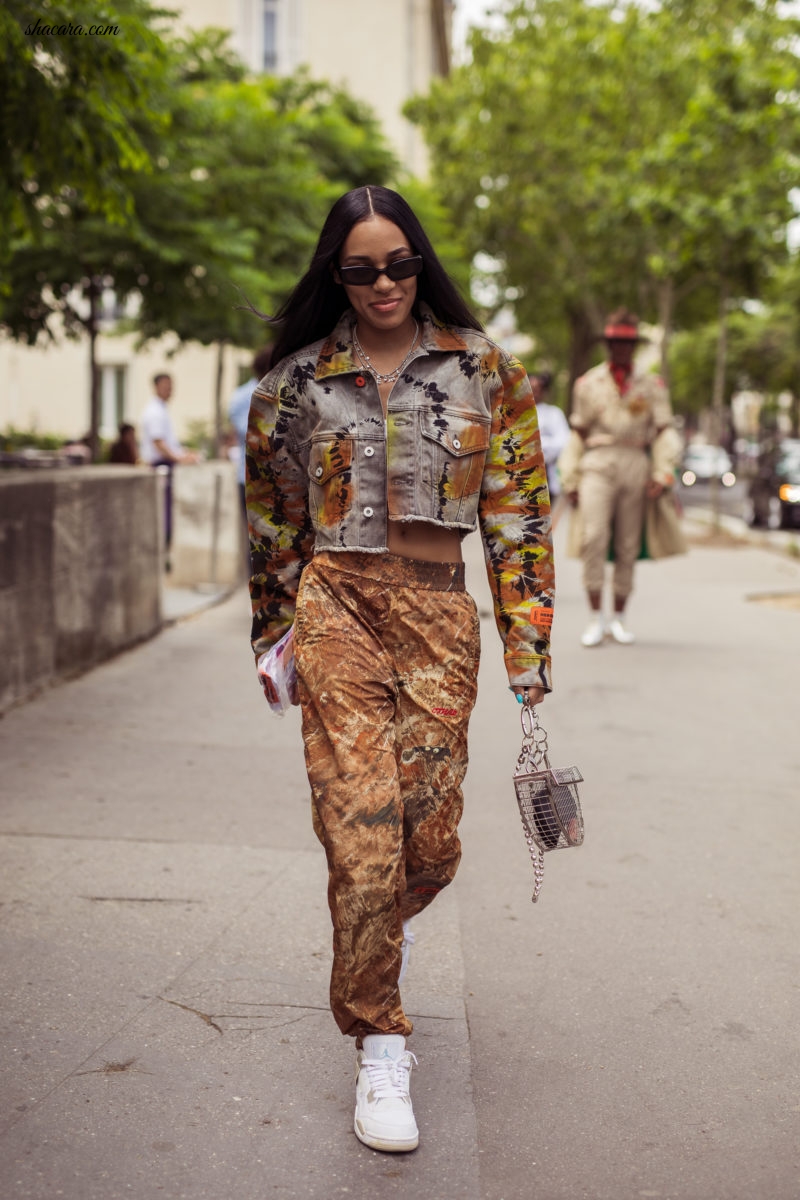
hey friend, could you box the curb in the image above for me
[161,582,241,626]
[682,504,800,557]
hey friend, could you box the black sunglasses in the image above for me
[337,256,423,287]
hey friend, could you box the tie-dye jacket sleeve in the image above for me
[246,380,314,660]
[478,352,555,691]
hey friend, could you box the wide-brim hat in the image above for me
[603,320,642,341]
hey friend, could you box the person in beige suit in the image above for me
[559,310,679,646]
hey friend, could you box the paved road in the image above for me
[1,519,798,1199]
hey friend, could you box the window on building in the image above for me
[99,365,127,440]
[100,287,126,324]
[263,0,278,72]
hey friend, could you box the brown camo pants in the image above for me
[293,550,481,1042]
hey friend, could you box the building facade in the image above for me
[178,0,452,175]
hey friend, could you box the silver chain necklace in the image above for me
[353,320,419,384]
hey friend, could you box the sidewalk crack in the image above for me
[160,996,223,1035]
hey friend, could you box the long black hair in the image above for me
[268,186,483,364]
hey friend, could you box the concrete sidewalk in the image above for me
[1,523,799,1199]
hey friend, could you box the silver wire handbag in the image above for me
[513,701,584,902]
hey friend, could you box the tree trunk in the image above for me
[87,277,101,463]
[656,278,675,387]
[213,339,226,459]
[709,281,729,532]
[566,306,598,408]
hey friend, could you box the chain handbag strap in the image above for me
[513,700,584,903]
[516,698,551,774]
[515,701,548,901]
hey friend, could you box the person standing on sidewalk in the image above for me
[246,186,554,1154]
[529,370,570,523]
[140,373,199,565]
[558,310,679,646]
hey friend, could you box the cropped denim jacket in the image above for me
[246,305,555,689]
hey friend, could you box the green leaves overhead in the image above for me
[1,11,397,349]
[407,0,800,384]
[0,0,173,244]
[1,3,399,452]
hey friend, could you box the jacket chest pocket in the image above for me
[419,409,490,515]
[307,436,353,528]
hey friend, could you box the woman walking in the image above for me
[246,186,554,1152]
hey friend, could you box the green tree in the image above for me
[0,0,171,259]
[766,255,800,434]
[407,0,800,393]
[1,19,398,458]
[632,0,799,473]
[408,0,651,383]
[1,24,257,457]
[130,68,398,453]
[670,299,800,431]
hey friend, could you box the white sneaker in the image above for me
[399,922,415,984]
[580,616,606,647]
[354,1034,419,1152]
[607,618,635,644]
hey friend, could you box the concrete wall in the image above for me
[0,460,247,713]
[0,467,162,714]
[169,460,246,588]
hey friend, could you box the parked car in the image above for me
[747,439,800,528]
[681,443,736,487]
[777,463,800,529]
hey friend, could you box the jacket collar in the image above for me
[314,303,469,380]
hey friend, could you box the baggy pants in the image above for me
[578,446,649,600]
[293,550,481,1042]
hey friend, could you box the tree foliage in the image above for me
[406,0,800,389]
[670,296,800,428]
[1,6,400,454]
[2,22,398,347]
[0,0,172,258]
[131,66,398,348]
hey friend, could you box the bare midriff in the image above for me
[387,519,463,563]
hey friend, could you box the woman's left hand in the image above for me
[516,686,545,706]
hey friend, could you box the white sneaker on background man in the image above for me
[607,617,636,644]
[580,615,607,647]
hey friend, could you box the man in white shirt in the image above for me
[140,374,189,466]
[140,373,197,561]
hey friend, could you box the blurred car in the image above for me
[681,443,736,488]
[777,463,800,529]
[748,443,800,529]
